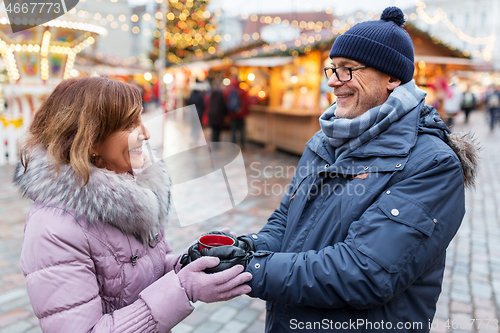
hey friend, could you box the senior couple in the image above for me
[16,7,476,333]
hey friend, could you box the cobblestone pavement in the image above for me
[0,110,499,333]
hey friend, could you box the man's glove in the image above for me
[201,245,253,272]
[235,235,257,252]
[180,242,254,273]
[179,232,256,273]
[180,231,235,268]
[179,242,202,269]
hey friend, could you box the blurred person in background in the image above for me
[461,85,476,124]
[152,80,160,110]
[443,82,463,127]
[486,84,500,131]
[142,82,153,112]
[208,79,228,142]
[186,78,208,143]
[224,77,249,149]
[186,78,207,123]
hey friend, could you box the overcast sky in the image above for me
[128,0,418,16]
[208,0,418,16]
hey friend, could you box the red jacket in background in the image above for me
[223,83,249,119]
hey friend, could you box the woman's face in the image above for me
[95,114,151,174]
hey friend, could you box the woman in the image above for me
[14,77,251,333]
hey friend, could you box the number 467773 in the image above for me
[445,319,499,330]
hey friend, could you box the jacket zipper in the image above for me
[290,173,313,203]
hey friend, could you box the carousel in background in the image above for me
[0,13,106,165]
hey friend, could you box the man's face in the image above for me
[328,57,400,119]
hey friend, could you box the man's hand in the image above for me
[179,232,256,273]
[235,235,257,252]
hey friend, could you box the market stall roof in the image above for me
[176,16,473,72]
[177,59,224,70]
[73,64,147,76]
[406,23,469,59]
[234,57,294,67]
[415,55,478,66]
[222,21,469,61]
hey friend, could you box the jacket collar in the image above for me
[14,148,171,243]
[307,104,422,174]
[347,104,420,158]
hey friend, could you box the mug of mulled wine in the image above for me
[198,234,235,250]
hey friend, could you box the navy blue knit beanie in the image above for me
[329,7,415,83]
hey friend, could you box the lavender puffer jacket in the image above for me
[15,149,194,333]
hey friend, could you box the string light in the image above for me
[2,0,480,66]
[0,18,102,83]
[64,51,76,79]
[50,2,334,42]
[414,1,496,61]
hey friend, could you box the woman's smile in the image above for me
[129,145,143,154]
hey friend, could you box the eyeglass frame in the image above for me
[323,66,369,82]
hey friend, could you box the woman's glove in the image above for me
[177,256,252,303]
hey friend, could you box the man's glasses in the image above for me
[323,66,368,82]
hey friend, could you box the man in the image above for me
[185,6,478,332]
[236,6,477,332]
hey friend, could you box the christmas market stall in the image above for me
[213,21,474,155]
[0,13,105,165]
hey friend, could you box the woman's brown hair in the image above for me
[20,77,143,186]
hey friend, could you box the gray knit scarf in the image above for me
[319,80,427,160]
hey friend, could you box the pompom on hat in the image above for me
[329,6,415,83]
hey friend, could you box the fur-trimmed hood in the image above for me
[14,148,171,243]
[418,105,479,188]
[447,132,479,189]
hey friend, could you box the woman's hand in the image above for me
[220,227,237,238]
[177,256,252,303]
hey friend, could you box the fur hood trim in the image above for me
[447,132,479,189]
[14,148,171,243]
